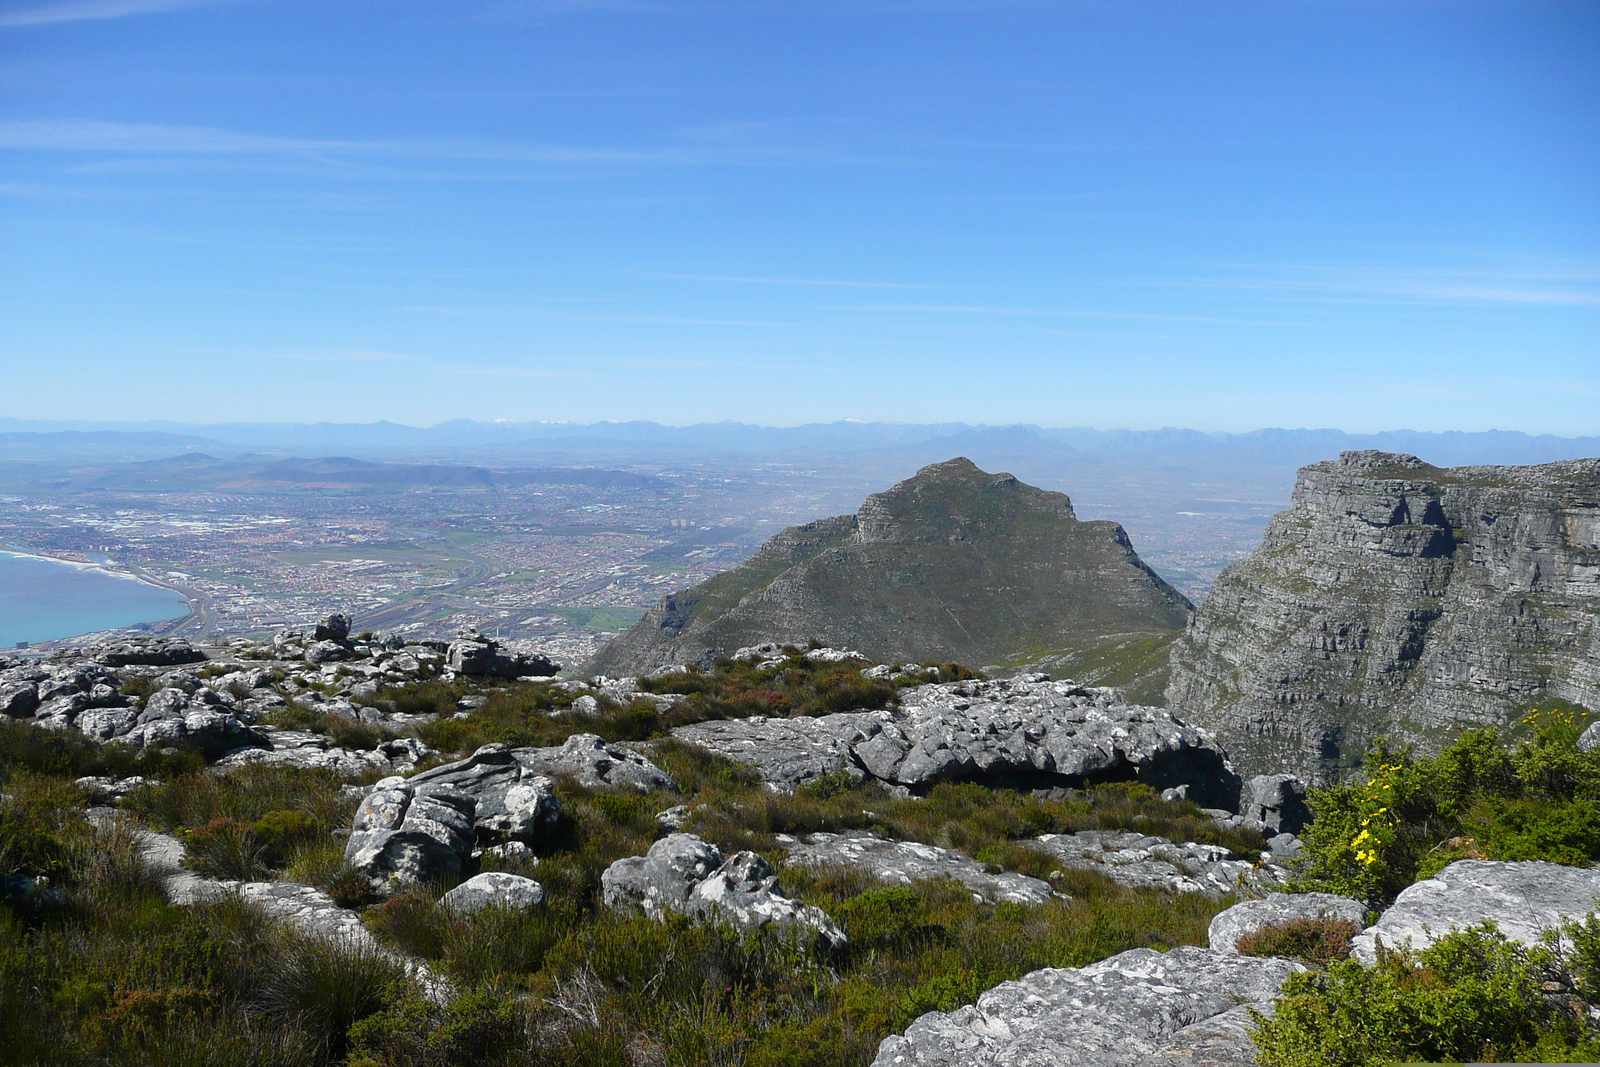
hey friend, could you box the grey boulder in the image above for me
[779,830,1055,905]
[1580,721,1600,753]
[401,743,563,842]
[871,945,1301,1067]
[76,706,140,741]
[344,781,478,895]
[314,612,353,642]
[603,833,847,954]
[305,640,350,664]
[1241,774,1312,836]
[603,833,725,919]
[439,871,545,914]
[213,732,430,776]
[1208,892,1367,954]
[1352,859,1600,964]
[0,682,39,718]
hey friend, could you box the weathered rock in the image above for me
[402,744,561,840]
[603,832,725,919]
[1241,774,1312,836]
[314,612,352,643]
[74,774,151,805]
[687,850,849,954]
[1352,859,1600,964]
[513,733,677,792]
[439,871,545,914]
[603,833,847,952]
[587,458,1193,703]
[671,714,864,792]
[0,682,40,718]
[1208,892,1367,954]
[94,639,207,668]
[1025,830,1284,898]
[1167,451,1600,782]
[76,706,140,741]
[343,782,478,895]
[305,640,349,664]
[213,732,430,776]
[870,945,1301,1067]
[446,630,558,679]
[778,830,1054,905]
[673,676,1241,807]
[1580,721,1600,753]
[137,686,190,723]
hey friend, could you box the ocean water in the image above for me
[0,551,189,647]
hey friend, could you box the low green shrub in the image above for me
[1251,923,1600,1067]
[253,938,408,1061]
[0,771,91,884]
[1297,709,1600,906]
[0,718,202,781]
[125,764,356,837]
[638,649,907,722]
[348,990,531,1067]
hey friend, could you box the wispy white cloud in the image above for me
[0,118,884,169]
[0,0,231,28]
[637,271,942,289]
[268,349,416,363]
[1170,264,1600,309]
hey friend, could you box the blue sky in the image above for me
[1,0,1596,432]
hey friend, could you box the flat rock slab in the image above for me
[1208,892,1367,954]
[1353,859,1600,964]
[215,731,430,777]
[672,676,1239,806]
[777,830,1054,905]
[1026,830,1286,898]
[870,945,1302,1067]
[128,827,378,949]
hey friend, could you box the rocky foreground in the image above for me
[6,624,1598,1065]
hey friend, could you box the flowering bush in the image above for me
[1297,706,1600,906]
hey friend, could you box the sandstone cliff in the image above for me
[586,458,1192,692]
[1166,450,1600,782]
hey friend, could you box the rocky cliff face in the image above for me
[585,458,1193,690]
[1166,450,1600,782]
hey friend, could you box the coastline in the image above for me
[0,548,199,644]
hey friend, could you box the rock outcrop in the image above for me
[870,945,1302,1067]
[446,629,558,679]
[587,458,1192,700]
[1166,451,1600,781]
[1025,830,1289,898]
[1351,859,1600,963]
[777,830,1055,905]
[672,675,1241,808]
[601,833,848,954]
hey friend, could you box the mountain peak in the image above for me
[587,458,1189,697]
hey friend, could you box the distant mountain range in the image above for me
[0,419,1595,467]
[0,451,665,493]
